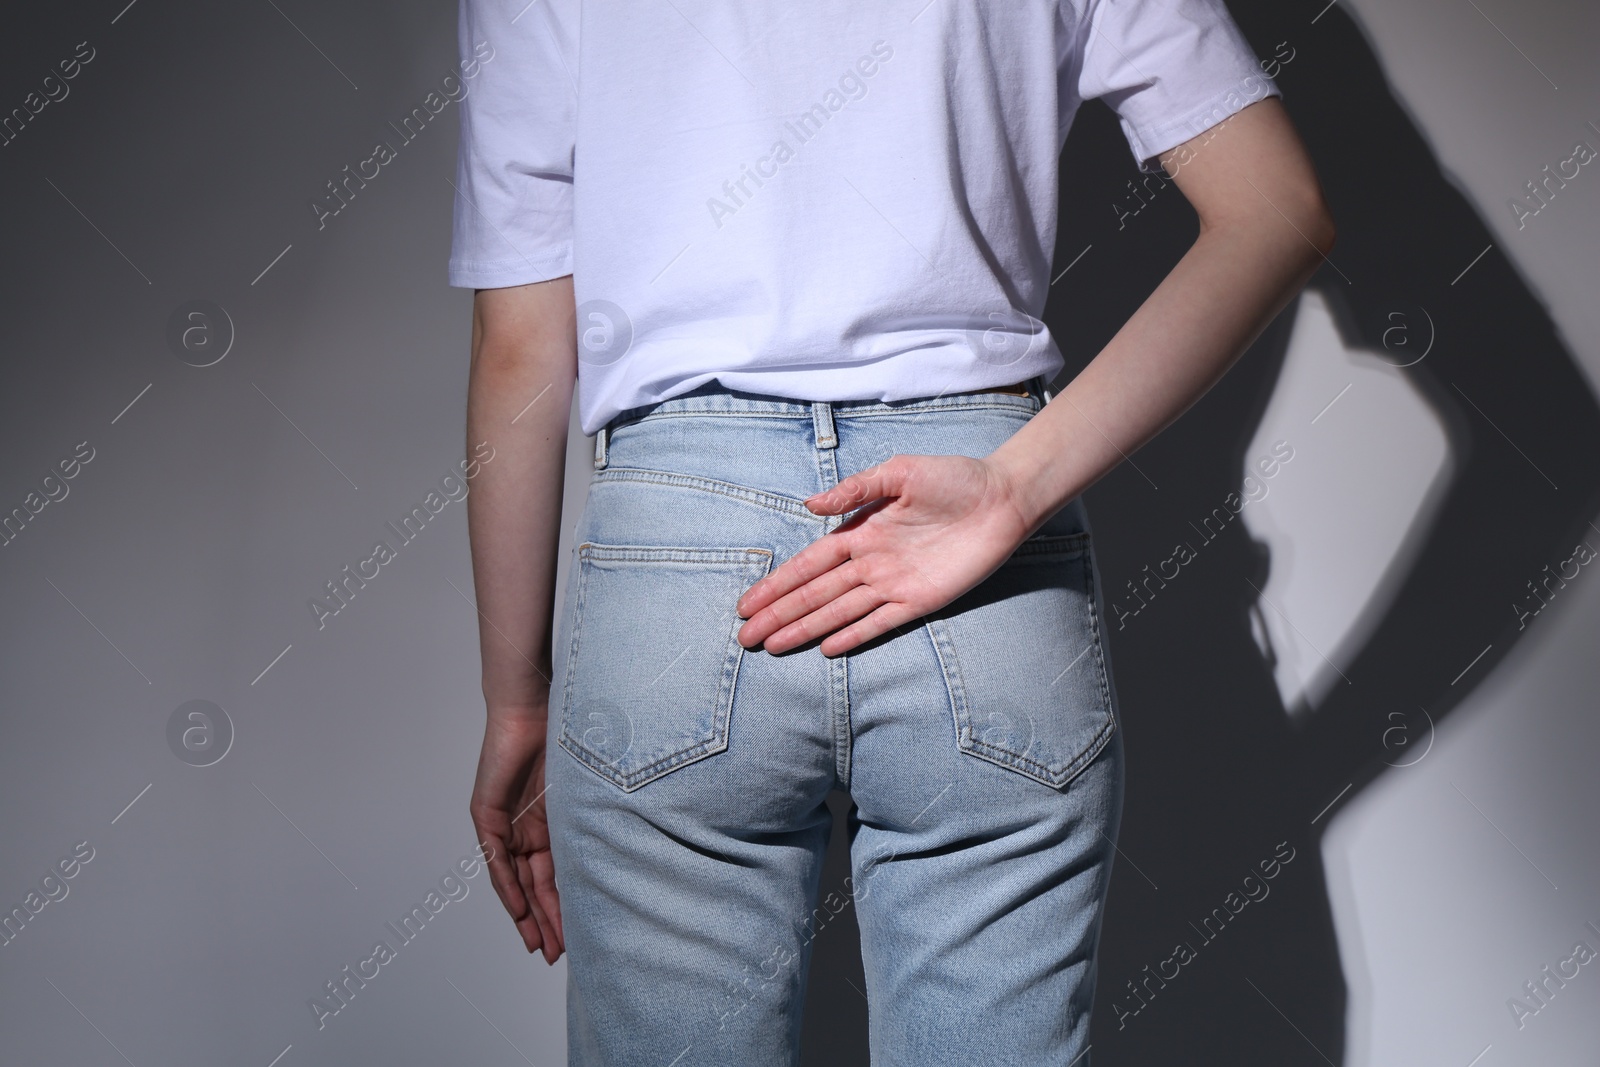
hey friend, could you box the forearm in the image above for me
[990,100,1336,533]
[465,277,578,714]
[991,220,1327,531]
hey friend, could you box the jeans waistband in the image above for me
[594,375,1052,469]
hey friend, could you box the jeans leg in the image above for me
[545,476,839,1066]
[548,737,835,1066]
[847,660,1123,1066]
[839,409,1124,1066]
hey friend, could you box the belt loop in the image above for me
[593,422,609,469]
[812,400,837,449]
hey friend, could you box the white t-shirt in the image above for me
[447,0,1280,436]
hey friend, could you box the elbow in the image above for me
[1198,184,1338,263]
[469,278,579,380]
[1261,192,1337,271]
[1289,172,1338,259]
[1304,200,1338,260]
[471,337,578,388]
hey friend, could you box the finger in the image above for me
[819,601,922,658]
[514,911,545,956]
[764,583,890,655]
[496,865,542,955]
[533,878,562,959]
[804,457,907,516]
[517,851,561,963]
[480,833,530,925]
[738,559,863,647]
[530,847,564,951]
[736,533,853,619]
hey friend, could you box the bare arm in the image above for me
[988,96,1337,528]
[467,277,578,708]
[736,98,1336,655]
[465,275,577,963]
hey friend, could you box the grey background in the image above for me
[1,1,1597,1065]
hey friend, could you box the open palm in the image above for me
[736,454,1033,656]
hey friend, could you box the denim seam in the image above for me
[1079,537,1119,726]
[575,543,775,566]
[606,396,1040,429]
[832,400,1038,419]
[558,546,591,765]
[832,653,852,789]
[593,467,815,518]
[925,616,968,764]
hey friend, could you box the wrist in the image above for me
[987,441,1066,537]
[482,681,552,720]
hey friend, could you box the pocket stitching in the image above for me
[558,543,771,792]
[594,467,815,519]
[930,532,1118,789]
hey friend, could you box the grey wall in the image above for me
[1,3,569,1064]
[1308,2,1600,1064]
[1,2,1596,1066]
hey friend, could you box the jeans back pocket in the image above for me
[558,543,772,792]
[926,531,1117,790]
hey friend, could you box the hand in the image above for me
[469,708,564,964]
[735,454,1034,656]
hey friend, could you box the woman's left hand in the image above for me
[735,454,1035,656]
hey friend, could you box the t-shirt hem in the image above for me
[578,348,1068,437]
[447,246,574,289]
[1123,73,1284,174]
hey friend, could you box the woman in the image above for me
[450,0,1334,1063]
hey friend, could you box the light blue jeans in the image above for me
[546,379,1124,1066]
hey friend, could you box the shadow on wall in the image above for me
[798,3,1600,1065]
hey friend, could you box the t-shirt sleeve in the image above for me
[447,0,578,289]
[1073,0,1280,174]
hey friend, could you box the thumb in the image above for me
[806,458,907,515]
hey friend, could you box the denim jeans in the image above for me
[546,379,1125,1066]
